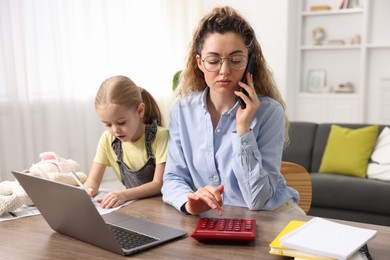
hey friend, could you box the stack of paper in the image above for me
[269,220,333,259]
[269,217,377,260]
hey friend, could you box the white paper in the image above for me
[0,205,41,221]
[0,189,134,221]
[92,189,135,215]
[280,217,377,260]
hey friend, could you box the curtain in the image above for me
[0,0,201,181]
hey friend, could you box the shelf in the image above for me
[301,8,363,16]
[301,45,361,51]
[298,93,359,98]
[293,0,390,124]
[367,43,390,49]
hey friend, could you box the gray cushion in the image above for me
[283,122,317,171]
[310,173,390,215]
[308,207,390,227]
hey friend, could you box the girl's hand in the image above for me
[185,185,224,215]
[235,73,261,135]
[86,187,96,198]
[98,191,126,209]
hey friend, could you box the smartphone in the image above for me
[239,56,255,109]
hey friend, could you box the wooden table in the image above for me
[1,196,389,259]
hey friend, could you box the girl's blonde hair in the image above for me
[95,75,163,126]
[177,6,289,142]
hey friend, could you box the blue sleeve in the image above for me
[161,105,193,212]
[231,101,285,210]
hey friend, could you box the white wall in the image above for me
[0,1,292,181]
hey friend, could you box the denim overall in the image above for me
[111,119,157,188]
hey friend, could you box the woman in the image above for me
[162,6,304,216]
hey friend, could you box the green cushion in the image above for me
[319,125,379,178]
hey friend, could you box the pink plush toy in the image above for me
[0,152,88,215]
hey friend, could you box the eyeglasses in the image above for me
[201,55,248,72]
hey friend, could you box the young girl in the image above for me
[84,75,168,209]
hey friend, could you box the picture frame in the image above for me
[307,69,326,92]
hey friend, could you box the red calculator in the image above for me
[191,217,256,242]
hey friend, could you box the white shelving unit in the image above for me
[365,0,390,124]
[292,0,390,124]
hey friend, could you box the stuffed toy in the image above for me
[0,151,88,215]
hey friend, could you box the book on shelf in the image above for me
[328,39,346,45]
[339,0,350,9]
[310,5,331,11]
[279,217,377,260]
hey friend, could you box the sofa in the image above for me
[282,122,390,226]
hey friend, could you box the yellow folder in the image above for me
[269,220,333,260]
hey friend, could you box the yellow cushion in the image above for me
[319,125,379,178]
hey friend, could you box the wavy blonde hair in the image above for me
[177,6,289,142]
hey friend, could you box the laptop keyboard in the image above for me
[107,224,159,250]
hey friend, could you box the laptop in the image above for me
[12,171,186,256]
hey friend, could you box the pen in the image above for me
[71,171,90,195]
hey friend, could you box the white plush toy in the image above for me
[0,151,88,215]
